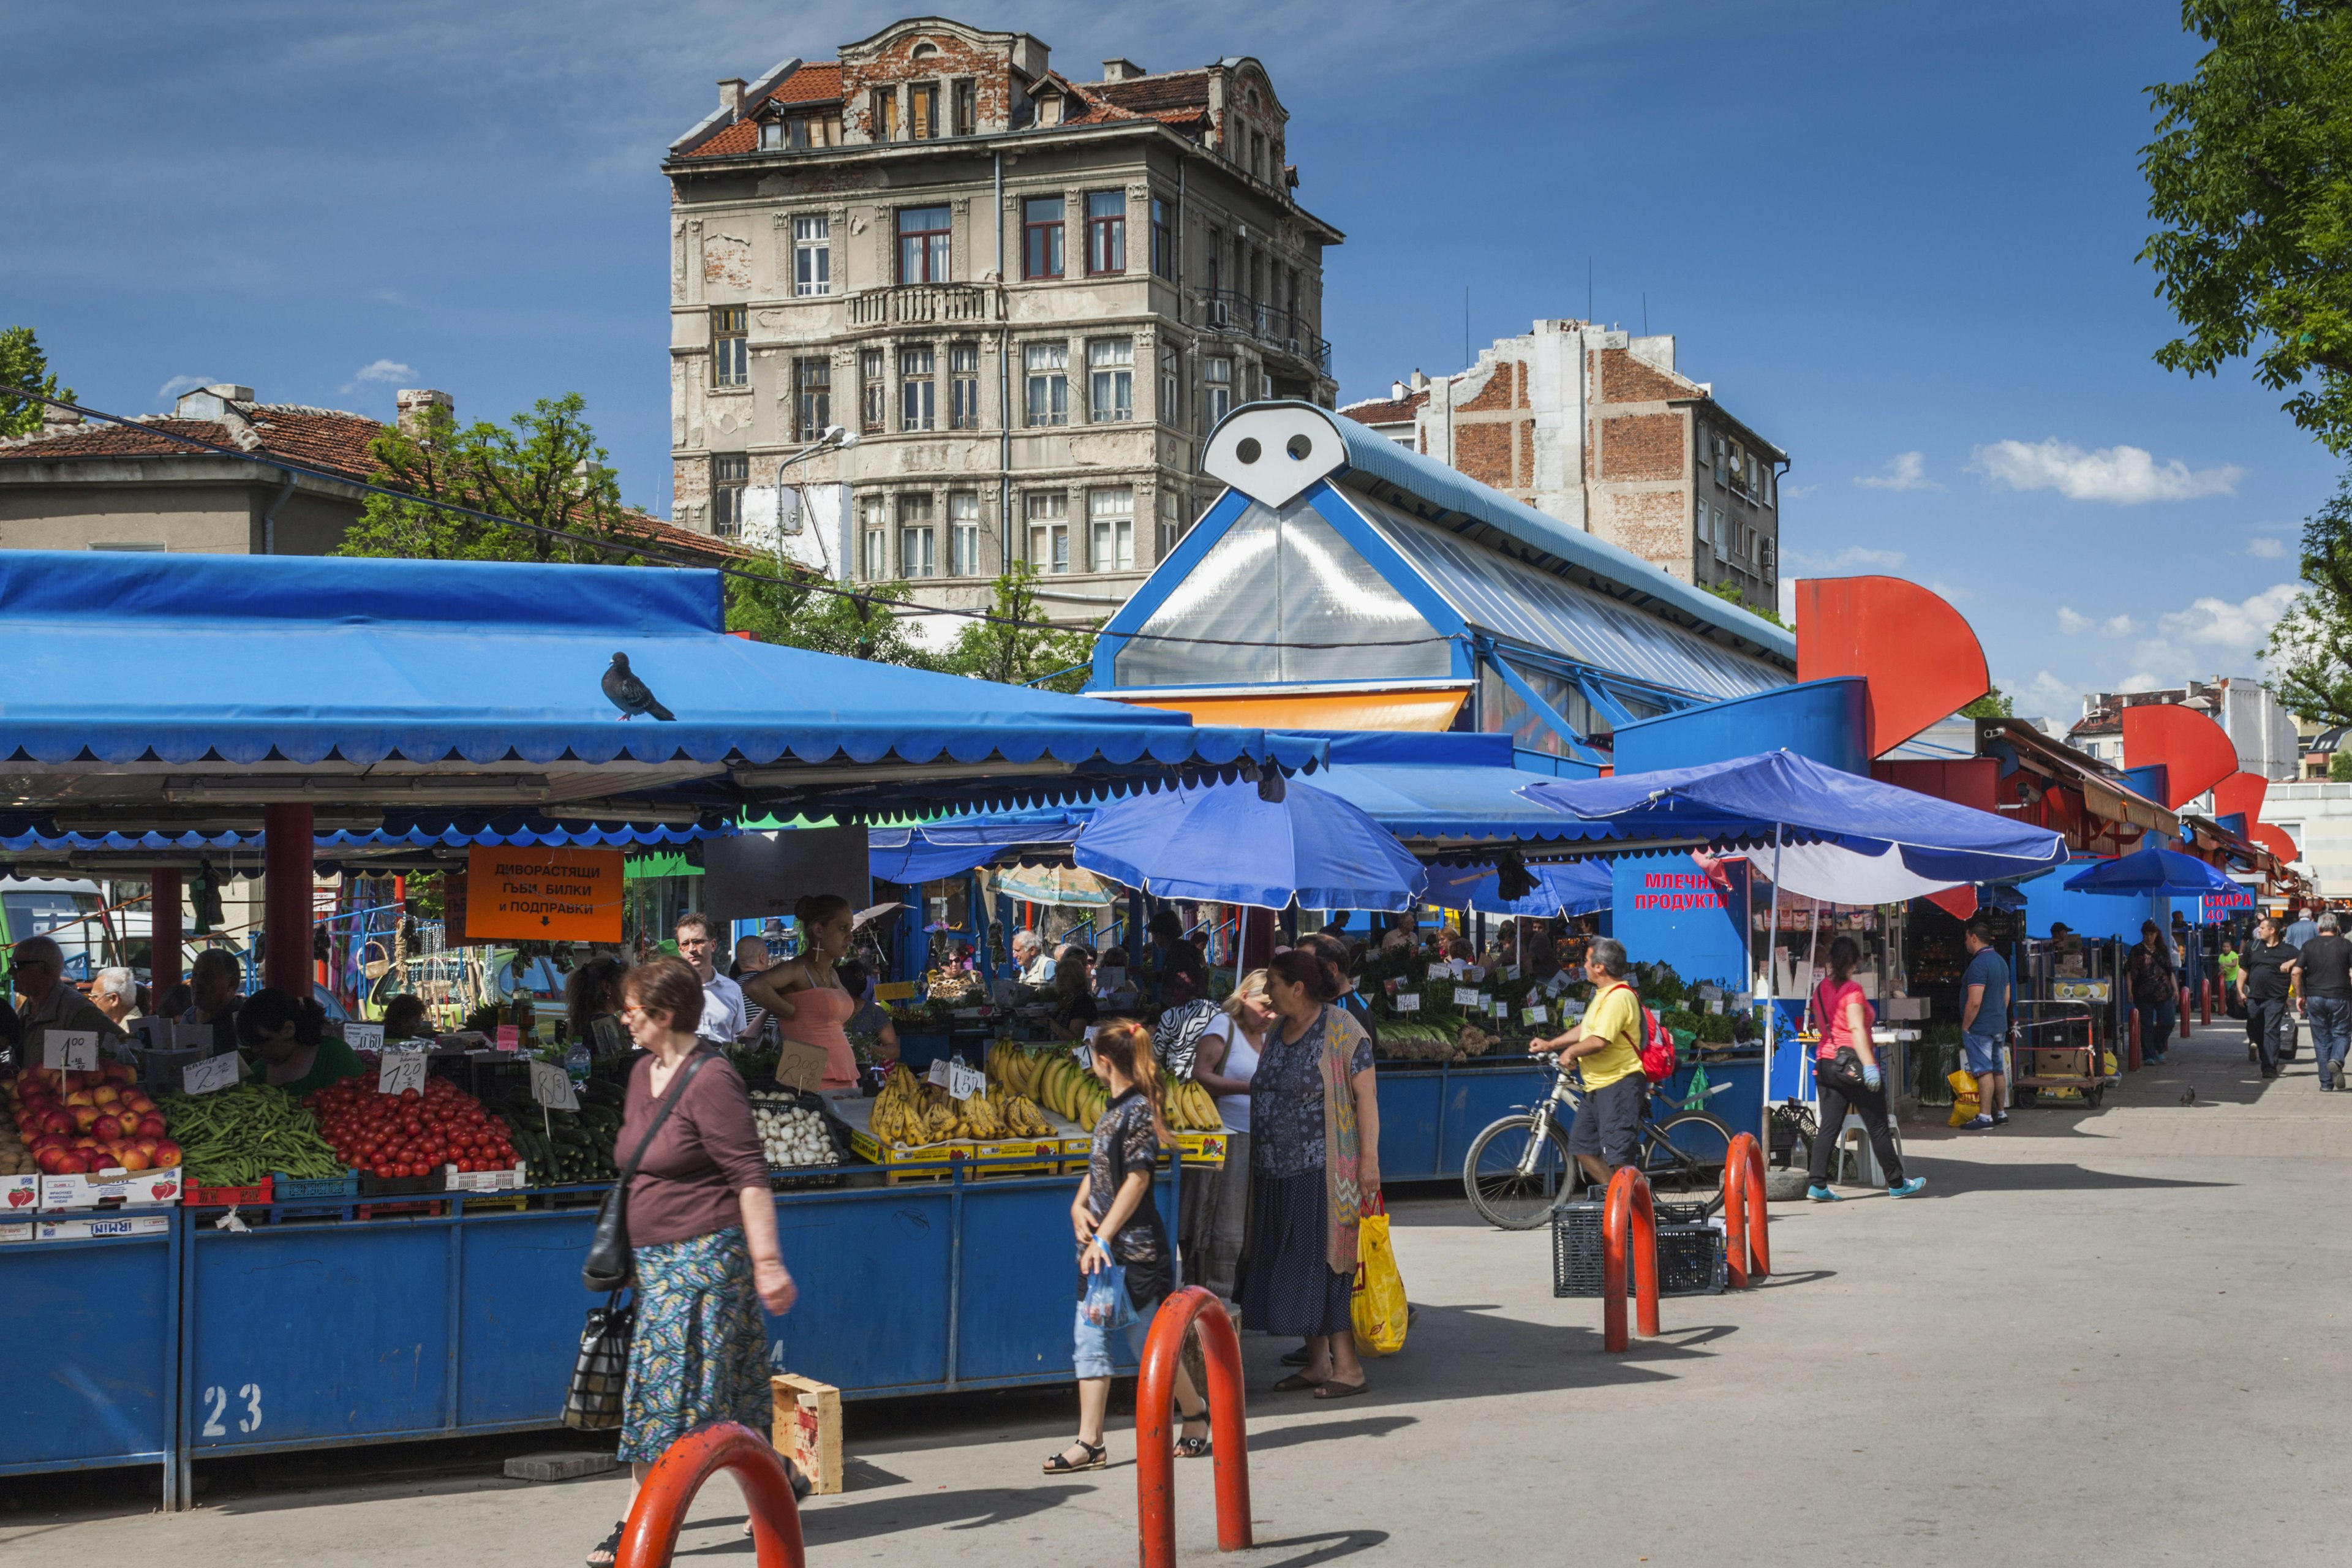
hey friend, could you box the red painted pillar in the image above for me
[263,804,314,997]
[149,869,183,997]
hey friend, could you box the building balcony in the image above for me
[1194,290,1331,375]
[846,283,1003,328]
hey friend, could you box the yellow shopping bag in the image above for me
[1351,1201,1408,1357]
[1946,1068,1981,1128]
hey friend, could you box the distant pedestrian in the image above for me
[671,912,746,1047]
[2128,920,2178,1068]
[1805,935,1926,1199]
[1958,917,2012,1129]
[1045,1019,1207,1472]
[2239,917,2299,1080]
[2300,913,2352,1090]
[2286,904,2320,951]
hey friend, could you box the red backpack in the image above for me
[1599,983,1679,1083]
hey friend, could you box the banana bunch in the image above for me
[1158,1069,1224,1133]
[998,1093,1055,1138]
[1030,1052,1110,1131]
[986,1045,1050,1097]
[868,1063,930,1147]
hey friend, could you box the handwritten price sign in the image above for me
[343,1023,385,1053]
[948,1062,986,1101]
[41,1031,98,1072]
[528,1060,579,1112]
[183,1054,241,1095]
[1452,987,1482,1008]
[1395,993,1420,1012]
[377,1049,428,1096]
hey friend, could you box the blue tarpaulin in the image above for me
[2062,843,2237,897]
[1073,780,1428,910]
[1520,750,2067,881]
[1420,859,1613,916]
[867,811,1087,883]
[0,554,1322,807]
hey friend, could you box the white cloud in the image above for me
[2153,582,2300,652]
[156,374,212,402]
[2245,536,2288,559]
[341,358,413,393]
[1781,482,1819,501]
[2021,669,2080,715]
[1853,451,1939,491]
[1968,438,2243,503]
[1776,575,1797,624]
[2057,606,2091,634]
[2101,614,2138,637]
[1787,545,1907,571]
[2116,672,2165,693]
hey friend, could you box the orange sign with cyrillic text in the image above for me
[463,845,625,943]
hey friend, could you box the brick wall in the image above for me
[1455,421,1514,490]
[1458,362,1517,414]
[1602,489,1691,571]
[1596,346,1695,405]
[1597,412,1684,482]
[840,26,1014,141]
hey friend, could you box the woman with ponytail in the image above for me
[1806,935,1925,1201]
[1044,1019,1209,1474]
[741,895,861,1090]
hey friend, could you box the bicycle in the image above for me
[1460,1061,1736,1229]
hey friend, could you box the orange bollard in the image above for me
[1136,1286,1253,1567]
[2128,1010,2142,1071]
[2180,986,2192,1040]
[1721,1133,1771,1288]
[2201,978,2212,1026]
[615,1422,804,1568]
[1600,1167,1660,1352]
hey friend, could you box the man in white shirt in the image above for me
[674,912,746,1047]
[1011,929,1056,988]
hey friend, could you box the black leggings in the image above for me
[1807,1073,1906,1185]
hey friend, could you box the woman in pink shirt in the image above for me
[1805,935,1926,1201]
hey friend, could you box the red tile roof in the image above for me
[772,62,842,104]
[1091,70,1210,114]
[1339,391,1427,428]
[694,118,760,157]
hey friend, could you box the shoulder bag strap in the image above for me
[617,1050,714,1188]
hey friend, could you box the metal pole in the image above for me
[1762,824,1782,1149]
[263,804,314,997]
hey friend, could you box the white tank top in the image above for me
[1202,1014,1261,1134]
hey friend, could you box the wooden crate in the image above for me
[769,1373,842,1496]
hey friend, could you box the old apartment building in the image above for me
[1340,320,1785,609]
[665,17,1343,627]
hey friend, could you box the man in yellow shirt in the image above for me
[1529,936,1647,1188]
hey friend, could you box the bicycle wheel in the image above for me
[1462,1113,1579,1229]
[1642,1110,1735,1208]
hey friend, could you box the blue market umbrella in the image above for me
[1072,779,1428,910]
[2061,842,2237,897]
[1421,859,1613,917]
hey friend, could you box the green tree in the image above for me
[2264,467,2352,724]
[940,563,1098,691]
[1703,577,1787,628]
[724,569,942,666]
[1961,688,2015,718]
[0,326,71,438]
[336,394,641,563]
[2329,747,2352,782]
[2141,2,2352,450]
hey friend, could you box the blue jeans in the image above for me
[2309,997,2352,1085]
[1072,1303,1152,1380]
[2139,1000,2176,1058]
[1962,1032,2003,1077]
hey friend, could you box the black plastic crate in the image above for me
[1551,1200,1727,1298]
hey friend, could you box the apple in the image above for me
[90,1115,121,1142]
[72,1135,98,1150]
[90,1085,119,1107]
[52,1152,88,1175]
[104,1062,135,1086]
[35,1147,70,1174]
[69,1106,100,1133]
[62,1090,94,1109]
[135,1114,166,1139]
[116,1148,149,1172]
[153,1140,181,1169]
[134,1136,159,1156]
[122,1094,155,1116]
[40,1109,72,1136]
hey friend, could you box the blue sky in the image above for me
[2,1,2334,722]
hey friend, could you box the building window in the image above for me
[859,348,886,434]
[897,205,951,284]
[711,306,748,387]
[1022,197,1065,281]
[787,114,839,149]
[1205,229,1222,297]
[1027,491,1069,573]
[1090,486,1134,573]
[1088,338,1133,422]
[1712,433,1727,486]
[760,122,785,150]
[1160,347,1179,429]
[951,80,976,137]
[1205,356,1231,427]
[1711,505,1728,561]
[1025,341,1068,426]
[793,215,831,297]
[949,342,981,430]
[899,493,935,578]
[869,87,899,141]
[950,491,981,576]
[711,453,749,537]
[1156,491,1180,560]
[793,357,831,439]
[861,496,889,581]
[1085,191,1126,275]
[900,343,936,431]
[908,83,939,140]
[1151,196,1174,280]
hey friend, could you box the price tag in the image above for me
[529,1060,579,1112]
[1448,959,1468,979]
[1426,962,1449,980]
[1395,993,1420,1012]
[377,1049,428,1096]
[948,1062,986,1101]
[1503,965,1521,981]
[1491,997,1508,1018]
[343,1023,385,1053]
[925,1058,954,1089]
[1466,964,1487,982]
[41,1031,98,1072]
[1523,1005,1548,1025]
[182,1054,241,1095]
[494,1025,521,1053]
[1084,1025,1101,1044]
[1452,986,1482,1007]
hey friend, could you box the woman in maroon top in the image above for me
[586,957,797,1568]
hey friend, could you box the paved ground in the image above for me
[7,1016,2348,1566]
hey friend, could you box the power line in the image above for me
[10,392,1464,657]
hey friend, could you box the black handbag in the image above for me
[582,1050,712,1293]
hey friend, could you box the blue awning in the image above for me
[868,810,1087,884]
[2062,843,2237,897]
[1520,750,2068,880]
[0,811,734,856]
[1421,859,1613,916]
[0,553,1324,816]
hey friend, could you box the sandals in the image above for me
[1272,1371,1324,1393]
[1313,1379,1370,1401]
[1176,1403,1212,1458]
[1042,1439,1107,1474]
[587,1521,626,1568]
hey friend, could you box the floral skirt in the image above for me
[619,1226,771,1462]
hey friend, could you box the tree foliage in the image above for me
[2331,745,2352,781]
[2142,2,2352,450]
[336,394,642,563]
[1960,688,2015,719]
[1703,576,1786,628]
[724,570,942,667]
[940,564,1098,692]
[2264,466,2352,725]
[0,326,71,439]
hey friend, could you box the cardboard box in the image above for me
[1,1174,38,1215]
[37,1213,172,1242]
[0,1221,31,1244]
[443,1161,528,1193]
[770,1373,843,1496]
[41,1165,182,1212]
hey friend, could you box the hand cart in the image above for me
[2008,997,2112,1107]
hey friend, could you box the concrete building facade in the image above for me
[2068,678,2302,782]
[663,17,1343,630]
[1338,320,1785,608]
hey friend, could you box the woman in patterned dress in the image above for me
[586,956,798,1567]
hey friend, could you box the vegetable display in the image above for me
[156,1085,343,1187]
[304,1073,516,1180]
[5,1065,178,1175]
[749,1091,842,1169]
[484,1078,619,1185]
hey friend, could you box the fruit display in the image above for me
[866,1062,1054,1147]
[749,1091,845,1169]
[156,1085,344,1188]
[0,1096,30,1177]
[304,1073,517,1180]
[1009,1052,1107,1132]
[483,1078,619,1185]
[4,1065,180,1175]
